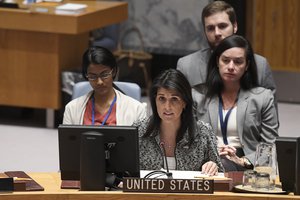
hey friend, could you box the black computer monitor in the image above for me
[296,137,300,195]
[58,124,140,183]
[275,136,300,193]
[0,2,19,8]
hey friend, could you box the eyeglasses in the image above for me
[86,69,113,81]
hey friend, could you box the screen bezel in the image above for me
[58,124,140,181]
[275,136,299,193]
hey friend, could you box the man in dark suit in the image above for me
[177,1,276,99]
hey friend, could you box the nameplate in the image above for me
[123,178,214,193]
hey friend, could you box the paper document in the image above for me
[43,0,62,2]
[55,3,87,14]
[140,170,225,179]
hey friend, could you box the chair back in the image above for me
[71,81,92,100]
[114,81,141,101]
[71,81,141,101]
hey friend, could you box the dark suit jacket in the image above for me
[177,48,276,91]
[192,87,279,164]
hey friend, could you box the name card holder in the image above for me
[123,178,214,193]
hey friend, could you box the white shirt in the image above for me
[164,157,176,170]
[217,106,242,147]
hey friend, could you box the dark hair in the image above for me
[144,69,195,145]
[206,35,258,98]
[82,46,118,80]
[202,1,236,28]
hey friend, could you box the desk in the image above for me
[0,1,127,127]
[0,172,299,200]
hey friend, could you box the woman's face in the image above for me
[155,88,186,124]
[86,64,114,96]
[218,47,247,85]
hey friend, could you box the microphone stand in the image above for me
[143,142,173,179]
[160,142,173,179]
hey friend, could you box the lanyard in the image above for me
[218,95,237,145]
[92,94,117,125]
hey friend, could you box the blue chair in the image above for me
[113,81,142,101]
[71,81,142,102]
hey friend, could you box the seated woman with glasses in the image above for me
[63,46,147,125]
[192,35,279,171]
[134,69,223,176]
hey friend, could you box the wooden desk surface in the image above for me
[0,1,127,109]
[0,1,128,34]
[0,172,299,200]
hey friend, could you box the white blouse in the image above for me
[164,157,176,170]
[217,106,242,147]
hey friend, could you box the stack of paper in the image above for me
[55,3,87,14]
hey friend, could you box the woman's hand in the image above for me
[218,145,236,158]
[201,161,218,176]
[218,145,244,166]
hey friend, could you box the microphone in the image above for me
[160,142,173,179]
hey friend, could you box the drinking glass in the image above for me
[255,172,270,190]
[242,170,257,188]
[253,142,277,190]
